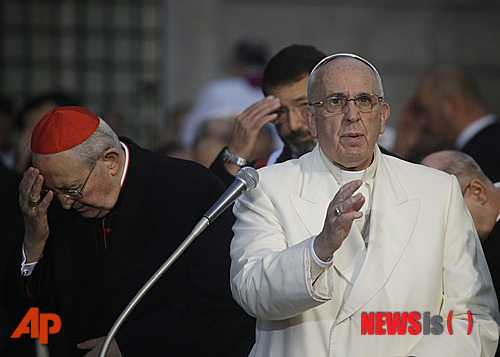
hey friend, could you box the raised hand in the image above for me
[314,179,365,261]
[224,96,281,175]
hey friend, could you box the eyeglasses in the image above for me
[271,102,308,127]
[462,183,471,196]
[41,161,97,200]
[309,93,383,115]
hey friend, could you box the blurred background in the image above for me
[1,0,500,151]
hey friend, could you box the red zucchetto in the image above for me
[31,106,100,154]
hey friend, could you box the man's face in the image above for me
[305,58,389,171]
[268,76,316,155]
[415,80,451,148]
[33,151,116,219]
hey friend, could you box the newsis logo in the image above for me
[361,311,473,336]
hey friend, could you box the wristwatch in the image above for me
[222,148,248,167]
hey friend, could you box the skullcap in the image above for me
[31,106,100,154]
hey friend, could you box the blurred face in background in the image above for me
[415,79,454,149]
[269,75,316,155]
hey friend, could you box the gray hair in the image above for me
[308,53,384,102]
[72,118,120,168]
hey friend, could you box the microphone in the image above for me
[98,166,259,357]
[204,166,259,222]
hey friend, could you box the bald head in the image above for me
[421,150,500,241]
[421,150,490,192]
[421,65,483,105]
[415,65,488,149]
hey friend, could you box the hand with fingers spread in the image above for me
[19,167,54,263]
[224,96,281,175]
[314,179,365,261]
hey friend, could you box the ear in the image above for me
[466,179,488,205]
[443,94,459,118]
[303,106,317,137]
[102,147,121,176]
[379,102,390,135]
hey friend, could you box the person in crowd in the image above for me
[421,152,500,291]
[178,39,270,150]
[395,65,500,181]
[422,149,500,357]
[0,117,34,357]
[230,53,499,356]
[0,97,16,170]
[2,106,254,356]
[210,44,326,186]
[155,102,192,155]
[393,93,443,163]
[192,118,234,168]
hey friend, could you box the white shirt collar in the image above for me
[455,114,497,150]
[319,145,379,184]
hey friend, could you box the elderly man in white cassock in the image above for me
[230,53,500,356]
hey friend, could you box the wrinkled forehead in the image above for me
[32,150,82,177]
[322,57,376,79]
[314,59,379,96]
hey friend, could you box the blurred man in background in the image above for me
[210,44,326,186]
[394,65,500,182]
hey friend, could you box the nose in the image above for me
[289,110,308,131]
[344,100,361,123]
[57,194,76,210]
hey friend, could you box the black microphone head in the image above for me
[236,166,259,191]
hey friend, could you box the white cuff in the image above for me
[311,235,334,267]
[21,243,40,276]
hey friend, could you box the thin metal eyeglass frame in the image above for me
[41,160,97,199]
[308,94,383,115]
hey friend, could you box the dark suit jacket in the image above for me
[2,138,254,356]
[462,119,500,183]
[483,221,500,302]
[482,220,500,357]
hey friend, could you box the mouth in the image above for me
[288,130,313,143]
[73,205,86,213]
[342,133,364,140]
[295,134,313,143]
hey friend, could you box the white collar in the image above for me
[319,145,379,184]
[119,141,130,188]
[455,114,497,150]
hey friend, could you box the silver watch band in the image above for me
[222,148,248,167]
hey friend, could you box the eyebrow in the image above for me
[56,180,82,191]
[33,166,79,191]
[58,184,79,191]
[292,96,308,104]
[324,91,374,98]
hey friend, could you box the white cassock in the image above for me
[230,145,500,357]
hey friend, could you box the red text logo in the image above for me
[11,307,61,344]
[361,311,473,336]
